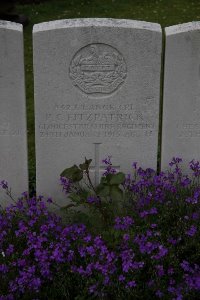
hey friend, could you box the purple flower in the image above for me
[151,223,157,228]
[180,260,191,272]
[186,196,198,204]
[185,225,197,237]
[169,157,182,167]
[0,264,9,274]
[89,283,98,294]
[126,280,137,288]
[132,162,137,169]
[5,244,14,256]
[139,210,149,218]
[155,264,165,276]
[123,233,130,242]
[83,234,92,243]
[156,290,163,298]
[189,159,200,177]
[114,216,134,230]
[87,196,100,204]
[149,207,158,214]
[185,274,200,290]
[60,176,72,194]
[151,245,168,260]
[168,267,174,275]
[118,274,125,281]
[167,237,181,245]
[47,198,53,203]
[0,180,8,189]
[192,212,199,220]
[86,246,96,256]
[0,295,14,300]
[102,156,117,176]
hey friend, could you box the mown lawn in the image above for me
[15,0,200,190]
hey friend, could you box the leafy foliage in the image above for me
[1,157,200,299]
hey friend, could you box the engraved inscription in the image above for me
[0,121,21,136]
[39,101,157,139]
[177,96,200,138]
[177,122,200,138]
[69,43,127,96]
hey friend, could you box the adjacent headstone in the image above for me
[0,21,28,207]
[162,22,200,170]
[33,19,162,205]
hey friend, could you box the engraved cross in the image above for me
[90,143,120,186]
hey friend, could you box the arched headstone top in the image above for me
[165,21,200,36]
[0,20,22,31]
[33,18,161,33]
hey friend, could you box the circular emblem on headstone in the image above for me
[69,43,127,96]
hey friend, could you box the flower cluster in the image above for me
[0,194,89,299]
[60,176,72,194]
[1,157,200,299]
[114,216,134,230]
[102,155,117,176]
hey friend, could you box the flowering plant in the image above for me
[0,157,200,299]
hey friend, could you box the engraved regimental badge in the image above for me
[69,43,127,96]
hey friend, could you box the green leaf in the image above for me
[79,163,87,171]
[79,158,92,171]
[60,165,78,177]
[96,184,110,197]
[69,193,82,203]
[79,190,90,201]
[100,176,108,185]
[110,185,123,200]
[60,165,83,182]
[60,203,77,210]
[85,157,92,165]
[109,172,125,185]
[105,174,113,182]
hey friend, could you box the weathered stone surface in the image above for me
[162,22,200,170]
[33,18,162,205]
[0,21,28,206]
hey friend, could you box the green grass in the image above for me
[15,0,200,190]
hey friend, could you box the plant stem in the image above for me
[85,170,96,194]
[6,188,17,204]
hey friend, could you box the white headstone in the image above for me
[162,22,200,170]
[33,19,162,205]
[0,21,28,207]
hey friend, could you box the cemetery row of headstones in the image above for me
[0,19,200,206]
